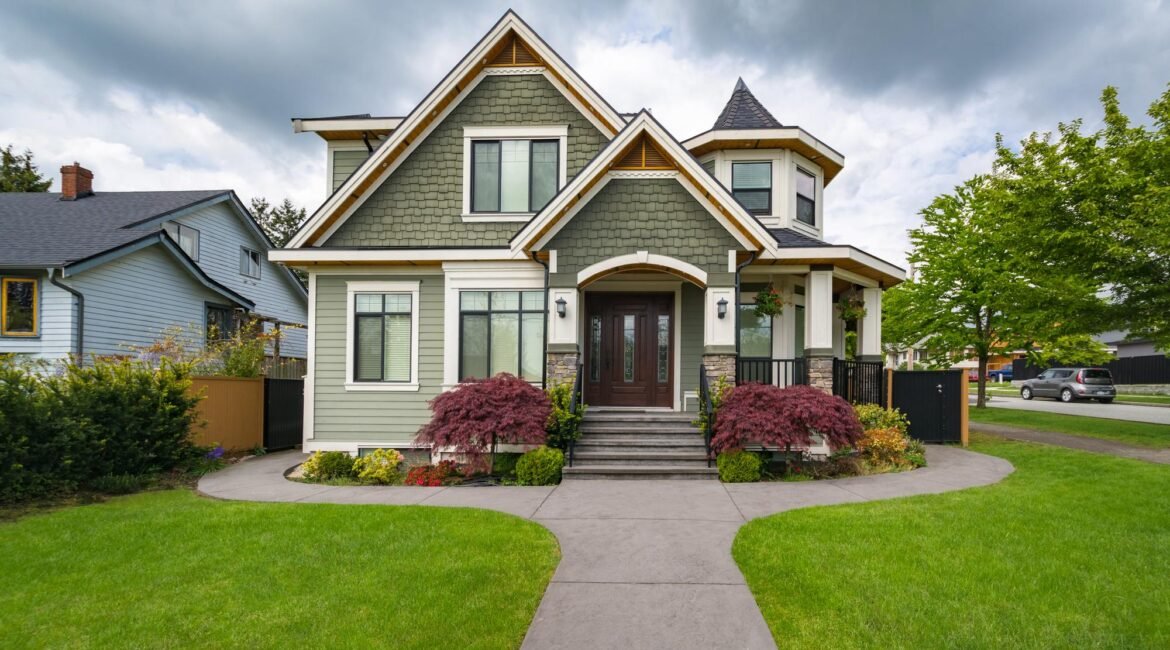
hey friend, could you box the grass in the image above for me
[984,385,1170,405]
[734,434,1170,648]
[0,490,559,649]
[969,406,1170,448]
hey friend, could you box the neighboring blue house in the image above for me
[0,163,307,363]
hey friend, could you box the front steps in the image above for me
[562,410,717,480]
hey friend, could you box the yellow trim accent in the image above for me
[1,277,38,337]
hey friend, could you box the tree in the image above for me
[0,145,52,192]
[249,197,306,247]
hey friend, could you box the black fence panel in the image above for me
[833,359,885,405]
[263,378,304,451]
[1013,354,1170,385]
[737,358,808,386]
[891,370,963,443]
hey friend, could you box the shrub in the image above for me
[853,404,911,435]
[905,438,928,468]
[695,375,731,436]
[515,446,564,486]
[86,473,153,495]
[405,460,461,487]
[416,374,552,472]
[546,381,585,449]
[490,452,522,478]
[0,360,71,502]
[857,427,909,466]
[717,450,762,483]
[711,384,863,454]
[301,451,355,481]
[352,448,405,485]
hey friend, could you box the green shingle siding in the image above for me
[311,274,443,443]
[680,283,704,401]
[545,178,744,286]
[325,74,607,248]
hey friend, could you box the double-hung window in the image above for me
[354,293,413,383]
[1,277,37,336]
[471,139,559,213]
[240,247,261,279]
[163,222,200,260]
[732,162,771,215]
[795,167,816,226]
[459,290,544,382]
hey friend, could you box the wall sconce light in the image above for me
[717,297,728,319]
[555,297,567,318]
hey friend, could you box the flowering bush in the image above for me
[352,448,404,485]
[753,283,787,318]
[515,446,563,486]
[852,404,925,469]
[716,450,762,483]
[416,374,551,472]
[405,460,461,487]
[711,384,863,454]
[853,404,910,435]
[301,451,355,481]
[857,427,908,465]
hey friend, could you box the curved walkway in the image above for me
[199,446,1013,649]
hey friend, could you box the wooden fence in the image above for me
[1012,354,1170,384]
[189,376,264,451]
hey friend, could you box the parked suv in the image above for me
[1021,368,1116,403]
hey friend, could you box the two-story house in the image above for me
[273,11,904,466]
[0,163,307,364]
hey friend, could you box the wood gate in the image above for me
[263,378,304,450]
[890,370,965,443]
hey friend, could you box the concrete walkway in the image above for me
[972,422,1170,465]
[199,446,1013,649]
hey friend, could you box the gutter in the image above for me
[47,267,84,359]
[531,251,550,389]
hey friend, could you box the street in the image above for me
[979,393,1170,426]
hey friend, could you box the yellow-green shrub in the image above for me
[858,427,910,466]
[353,448,404,485]
[301,451,355,480]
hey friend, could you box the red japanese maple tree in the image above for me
[711,383,863,454]
[416,373,552,471]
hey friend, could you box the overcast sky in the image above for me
[2,0,1168,265]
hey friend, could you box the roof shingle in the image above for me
[713,78,783,130]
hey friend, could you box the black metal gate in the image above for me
[891,370,963,443]
[832,359,885,405]
[263,378,304,450]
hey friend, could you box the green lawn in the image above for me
[985,385,1170,406]
[969,406,1170,448]
[0,490,559,649]
[734,435,1170,648]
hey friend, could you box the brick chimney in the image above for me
[60,162,94,200]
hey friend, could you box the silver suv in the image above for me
[1021,368,1116,404]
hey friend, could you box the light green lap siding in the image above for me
[332,150,369,192]
[544,178,744,287]
[680,283,704,400]
[312,274,443,444]
[326,74,607,248]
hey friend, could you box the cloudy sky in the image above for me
[2,0,1168,265]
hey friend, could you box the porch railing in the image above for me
[736,358,809,386]
[832,358,885,405]
[698,364,714,467]
[566,363,584,468]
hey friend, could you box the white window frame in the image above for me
[240,247,261,279]
[164,222,200,260]
[345,280,420,392]
[461,125,568,222]
[788,150,824,236]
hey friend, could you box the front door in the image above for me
[584,293,674,407]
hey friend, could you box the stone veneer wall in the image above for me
[702,354,736,386]
[807,357,834,393]
[546,351,580,387]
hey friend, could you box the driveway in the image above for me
[984,393,1170,425]
[199,447,1013,650]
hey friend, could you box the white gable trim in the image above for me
[287,11,623,249]
[578,252,709,287]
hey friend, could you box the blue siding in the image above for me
[172,203,308,358]
[0,270,75,362]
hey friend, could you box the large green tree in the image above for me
[0,145,52,192]
[249,197,306,248]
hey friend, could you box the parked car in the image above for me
[989,366,1013,382]
[1021,368,1115,403]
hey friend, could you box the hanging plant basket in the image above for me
[836,295,867,321]
[753,283,786,318]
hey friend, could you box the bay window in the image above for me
[732,162,771,215]
[459,290,544,381]
[796,167,816,226]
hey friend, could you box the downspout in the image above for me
[48,267,84,359]
[733,251,759,373]
[531,251,550,389]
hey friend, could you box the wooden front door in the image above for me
[584,293,674,407]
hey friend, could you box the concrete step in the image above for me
[571,450,709,466]
[562,465,718,480]
[583,411,696,423]
[576,434,704,446]
[575,441,706,454]
[579,424,699,435]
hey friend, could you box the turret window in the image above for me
[796,167,816,226]
[732,162,771,215]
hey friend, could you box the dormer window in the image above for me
[471,139,559,213]
[732,162,771,215]
[796,167,816,226]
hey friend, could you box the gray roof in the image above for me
[713,78,783,130]
[769,228,832,248]
[0,190,229,267]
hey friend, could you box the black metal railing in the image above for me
[736,358,809,386]
[566,363,584,467]
[832,358,885,405]
[698,364,714,467]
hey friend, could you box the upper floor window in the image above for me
[795,167,816,226]
[471,139,559,213]
[240,247,261,279]
[732,162,771,215]
[1,277,37,336]
[164,222,200,260]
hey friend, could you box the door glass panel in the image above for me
[623,314,635,383]
[589,315,601,382]
[490,313,519,376]
[657,314,669,383]
[461,314,489,380]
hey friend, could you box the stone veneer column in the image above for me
[806,356,834,394]
[702,353,737,386]
[545,348,580,387]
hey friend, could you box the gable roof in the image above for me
[713,78,783,129]
[510,110,781,257]
[286,10,627,249]
[0,190,227,267]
